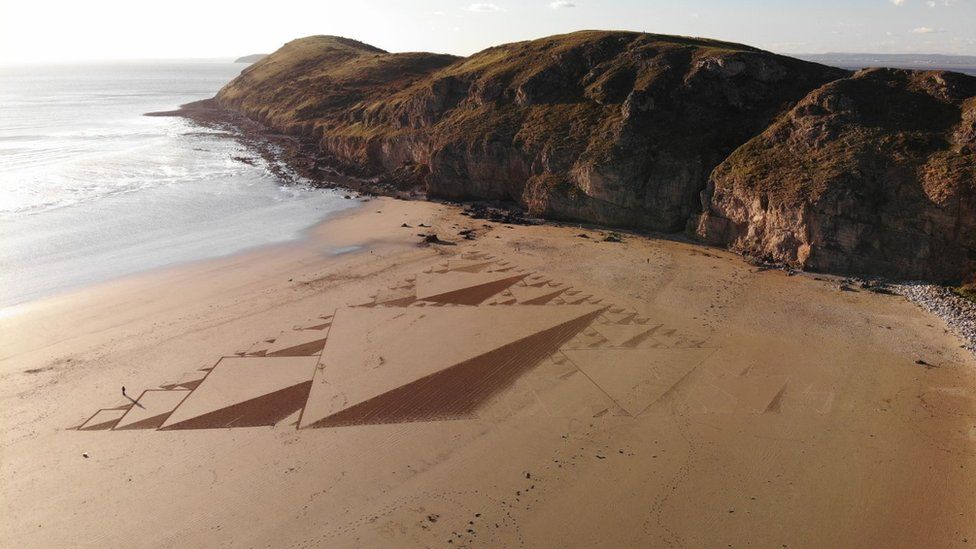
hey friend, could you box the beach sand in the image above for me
[1,197,974,547]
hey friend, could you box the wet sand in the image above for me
[1,197,974,547]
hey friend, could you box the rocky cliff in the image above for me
[695,68,976,281]
[209,31,975,282]
[215,32,846,230]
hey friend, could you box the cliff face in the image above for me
[696,68,976,281]
[216,32,845,231]
[212,31,976,281]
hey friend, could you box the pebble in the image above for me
[892,283,976,355]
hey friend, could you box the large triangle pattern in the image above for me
[79,408,129,431]
[299,305,604,428]
[114,390,190,430]
[414,271,526,305]
[161,356,318,429]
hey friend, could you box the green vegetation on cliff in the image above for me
[210,31,975,282]
[698,68,976,280]
[216,31,845,227]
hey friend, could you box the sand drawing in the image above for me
[160,356,319,430]
[74,251,828,433]
[113,390,191,430]
[299,305,604,428]
[78,408,130,431]
[562,348,715,416]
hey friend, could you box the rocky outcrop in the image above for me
[204,31,975,282]
[214,32,845,233]
[695,68,976,282]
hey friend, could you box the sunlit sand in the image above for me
[2,198,974,547]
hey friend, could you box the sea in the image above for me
[0,61,355,308]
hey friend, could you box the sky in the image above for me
[1,0,974,65]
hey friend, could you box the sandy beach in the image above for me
[1,197,974,547]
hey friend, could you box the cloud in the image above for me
[549,0,576,7]
[926,0,936,6]
[466,3,504,11]
[911,26,936,33]
[890,0,905,5]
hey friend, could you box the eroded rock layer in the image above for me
[696,68,976,281]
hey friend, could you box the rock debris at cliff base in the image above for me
[893,283,976,354]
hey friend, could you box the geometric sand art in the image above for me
[414,271,527,305]
[298,305,604,428]
[507,284,567,305]
[679,371,791,415]
[263,329,331,357]
[78,408,130,431]
[161,356,319,430]
[113,390,191,430]
[562,348,714,416]
[160,370,207,391]
[590,324,659,347]
[77,252,820,435]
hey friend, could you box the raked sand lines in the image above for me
[74,252,819,435]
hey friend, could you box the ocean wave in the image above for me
[0,145,265,216]
[0,61,354,305]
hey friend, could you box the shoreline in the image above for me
[0,191,368,314]
[0,193,379,323]
[147,99,411,198]
[0,196,444,368]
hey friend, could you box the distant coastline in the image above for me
[795,52,976,75]
[235,53,268,63]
